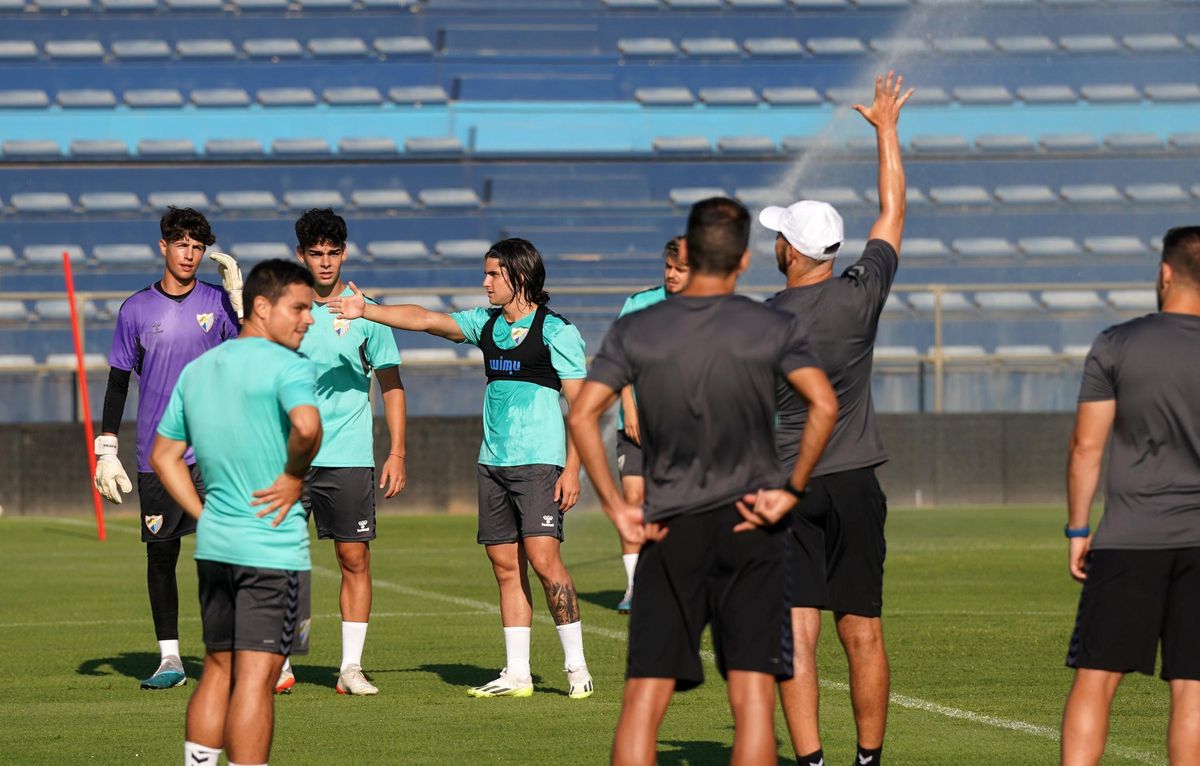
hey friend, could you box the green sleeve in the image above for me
[277,357,319,412]
[544,318,587,380]
[365,320,401,370]
[450,307,490,347]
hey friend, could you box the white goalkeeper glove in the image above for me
[208,251,244,319]
[94,435,133,504]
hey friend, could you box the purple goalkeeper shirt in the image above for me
[109,281,239,473]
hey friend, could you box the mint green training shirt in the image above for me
[300,288,401,468]
[451,306,586,467]
[616,285,667,432]
[157,337,319,571]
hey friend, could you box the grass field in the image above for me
[0,507,1170,765]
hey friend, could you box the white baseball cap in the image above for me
[758,200,844,261]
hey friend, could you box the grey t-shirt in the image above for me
[1079,312,1200,549]
[768,239,898,475]
[588,293,820,523]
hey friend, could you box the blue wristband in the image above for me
[1064,525,1090,539]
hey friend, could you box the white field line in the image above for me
[18,518,1163,762]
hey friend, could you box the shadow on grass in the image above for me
[77,652,204,680]
[659,740,791,765]
[579,589,625,611]
[407,663,566,696]
[290,662,344,690]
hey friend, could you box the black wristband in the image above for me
[783,480,807,499]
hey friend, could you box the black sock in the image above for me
[796,748,824,766]
[147,539,182,641]
[855,745,882,766]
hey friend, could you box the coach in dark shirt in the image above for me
[569,197,837,766]
[759,71,911,766]
[1061,225,1200,765]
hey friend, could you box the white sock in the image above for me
[341,621,368,671]
[159,639,180,661]
[556,621,586,669]
[503,626,532,680]
[622,553,638,592]
[280,658,291,673]
[183,741,221,766]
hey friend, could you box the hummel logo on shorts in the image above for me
[541,514,554,527]
[357,519,369,532]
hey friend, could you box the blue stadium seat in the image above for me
[933,37,992,54]
[603,0,660,7]
[994,185,1058,204]
[112,40,172,60]
[1018,237,1081,258]
[419,188,481,208]
[681,38,740,56]
[45,40,105,59]
[1039,133,1100,152]
[437,240,491,261]
[1169,133,1200,150]
[298,0,354,8]
[0,248,16,265]
[995,35,1056,54]
[148,191,211,210]
[825,86,873,105]
[12,192,73,214]
[449,292,491,310]
[271,138,331,157]
[909,87,952,106]
[177,40,238,59]
[232,243,291,262]
[204,139,264,158]
[911,135,970,153]
[94,244,155,263]
[952,86,1014,105]
[0,90,50,108]
[1060,184,1122,203]
[762,87,822,105]
[652,136,711,154]
[1080,84,1141,103]
[388,86,448,105]
[405,137,464,155]
[669,187,727,206]
[700,87,758,106]
[232,0,288,9]
[618,38,677,57]
[69,140,129,159]
[909,292,973,312]
[100,0,159,9]
[974,291,1039,311]
[339,137,400,156]
[664,0,722,7]
[167,0,223,8]
[0,301,27,322]
[870,38,929,56]
[718,136,775,154]
[216,191,278,211]
[1107,289,1156,311]
[192,89,252,107]
[952,238,1017,259]
[1040,290,1104,310]
[58,89,118,108]
[34,300,75,321]
[901,238,950,258]
[976,135,1036,153]
[1125,183,1189,203]
[25,244,85,264]
[994,344,1056,358]
[0,41,39,61]
[125,89,185,108]
[369,241,430,260]
[1084,236,1146,256]
[929,185,992,206]
[401,348,459,364]
[80,192,142,213]
[3,140,57,159]
[635,87,694,106]
[1103,133,1164,151]
[138,139,197,159]
[803,187,861,206]
[1123,34,1184,53]
[806,37,866,55]
[244,39,304,58]
[374,37,435,56]
[284,190,345,209]
[1145,83,1200,102]
[935,345,989,359]
[383,293,446,311]
[744,38,805,56]
[309,38,370,58]
[1017,85,1077,104]
[1059,35,1119,53]
[258,88,318,107]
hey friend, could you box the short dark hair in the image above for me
[663,236,684,262]
[486,238,550,306]
[1162,226,1200,285]
[685,198,751,275]
[160,207,215,246]
[295,208,348,251]
[243,259,315,312]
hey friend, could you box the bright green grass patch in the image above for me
[0,508,1168,764]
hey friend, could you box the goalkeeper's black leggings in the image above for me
[146,539,182,641]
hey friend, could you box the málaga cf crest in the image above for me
[145,514,164,535]
[333,317,351,337]
[196,313,215,333]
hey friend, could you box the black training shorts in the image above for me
[1067,547,1200,680]
[197,560,311,656]
[476,464,565,545]
[790,467,887,616]
[302,467,376,542]
[616,430,644,480]
[626,504,793,691]
[138,466,203,544]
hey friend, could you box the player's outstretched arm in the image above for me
[253,404,322,527]
[854,71,913,255]
[149,435,204,519]
[376,366,407,499]
[327,282,466,341]
[567,381,645,545]
[1066,400,1115,582]
[735,366,837,532]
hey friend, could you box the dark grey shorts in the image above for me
[139,466,203,543]
[197,560,311,656]
[616,430,644,480]
[476,464,564,545]
[302,467,376,542]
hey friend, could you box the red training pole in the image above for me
[63,251,106,541]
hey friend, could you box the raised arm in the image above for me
[328,282,466,342]
[854,71,913,254]
[1066,400,1115,582]
[568,381,645,546]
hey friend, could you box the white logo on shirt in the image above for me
[196,313,214,333]
[333,317,351,337]
[511,327,529,345]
